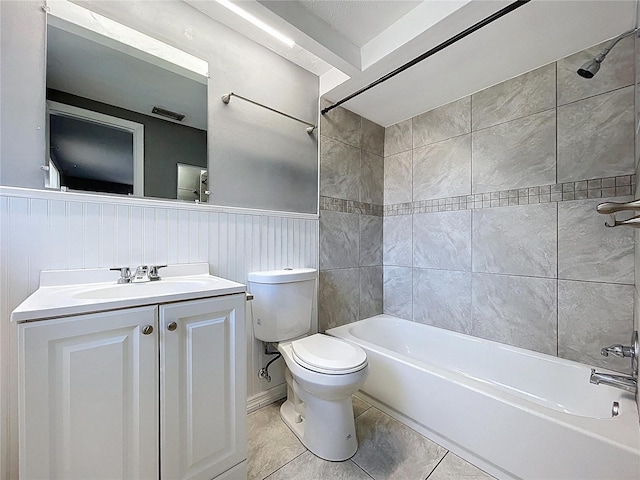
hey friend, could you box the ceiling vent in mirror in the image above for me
[152,106,185,121]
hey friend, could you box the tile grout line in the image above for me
[410,111,415,321]
[349,459,376,480]
[470,94,475,335]
[424,451,450,480]
[388,72,631,150]
[408,265,634,287]
[357,118,363,324]
[413,130,471,151]
[555,59,559,358]
[259,449,308,480]
[556,200,560,356]
[472,105,556,133]
[465,83,633,135]
[557,82,634,109]
[555,59,559,189]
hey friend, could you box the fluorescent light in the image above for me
[215,0,295,48]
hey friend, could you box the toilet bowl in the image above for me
[278,334,368,461]
[247,268,369,461]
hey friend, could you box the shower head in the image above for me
[577,56,603,79]
[577,28,638,79]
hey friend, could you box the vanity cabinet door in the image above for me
[160,295,246,480]
[19,306,159,480]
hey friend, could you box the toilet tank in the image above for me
[248,268,316,343]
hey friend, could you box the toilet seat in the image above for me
[291,334,367,375]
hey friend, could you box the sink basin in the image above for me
[11,263,246,323]
[72,280,212,300]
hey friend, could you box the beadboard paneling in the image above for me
[0,189,318,478]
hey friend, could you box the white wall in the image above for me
[0,1,320,477]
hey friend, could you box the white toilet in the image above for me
[248,268,369,461]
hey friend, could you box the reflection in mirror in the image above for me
[45,0,209,201]
[48,100,144,195]
[177,164,209,202]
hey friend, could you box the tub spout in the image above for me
[590,369,637,393]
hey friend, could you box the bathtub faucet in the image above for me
[590,369,637,393]
[592,332,639,394]
[601,344,634,358]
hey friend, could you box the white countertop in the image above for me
[11,263,246,323]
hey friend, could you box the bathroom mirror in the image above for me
[45,0,209,201]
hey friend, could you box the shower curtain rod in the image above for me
[222,92,317,134]
[321,0,532,115]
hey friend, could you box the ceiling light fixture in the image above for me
[214,0,295,48]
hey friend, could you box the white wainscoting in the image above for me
[0,187,318,479]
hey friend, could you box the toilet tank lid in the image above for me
[247,268,317,284]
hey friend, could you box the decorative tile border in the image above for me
[383,175,636,216]
[319,196,383,216]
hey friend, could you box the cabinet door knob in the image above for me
[167,322,177,332]
[142,325,154,335]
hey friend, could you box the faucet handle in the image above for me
[601,344,634,358]
[149,265,167,281]
[110,267,131,284]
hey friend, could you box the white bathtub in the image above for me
[328,315,640,480]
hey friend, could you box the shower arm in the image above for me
[597,28,638,61]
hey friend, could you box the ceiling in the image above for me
[190,0,637,127]
[295,0,423,47]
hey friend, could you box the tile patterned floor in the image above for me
[247,395,495,480]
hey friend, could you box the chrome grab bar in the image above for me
[596,200,640,214]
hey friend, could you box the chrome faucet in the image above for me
[110,265,166,284]
[110,267,132,284]
[131,265,150,283]
[590,369,637,393]
[601,344,634,358]
[590,331,638,393]
[148,265,167,281]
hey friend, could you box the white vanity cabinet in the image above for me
[160,295,246,480]
[18,291,246,480]
[19,306,160,480]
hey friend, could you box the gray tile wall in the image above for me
[384,36,636,373]
[319,99,384,331]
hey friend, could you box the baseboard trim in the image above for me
[246,385,287,414]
